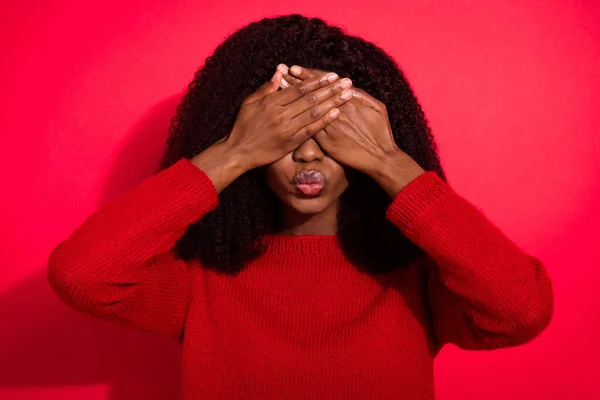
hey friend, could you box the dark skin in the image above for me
[263,64,426,235]
[192,69,354,194]
[263,67,353,234]
[264,131,351,235]
[192,66,425,236]
[278,64,426,197]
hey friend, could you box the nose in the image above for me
[292,136,325,163]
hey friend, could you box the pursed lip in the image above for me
[292,169,327,185]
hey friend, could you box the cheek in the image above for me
[264,161,290,195]
[331,166,351,194]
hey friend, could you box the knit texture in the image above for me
[47,157,554,399]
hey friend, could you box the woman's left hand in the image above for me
[279,64,426,196]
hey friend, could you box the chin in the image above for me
[286,196,334,215]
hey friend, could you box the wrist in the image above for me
[223,137,254,173]
[190,140,247,193]
[219,138,251,175]
[372,150,426,198]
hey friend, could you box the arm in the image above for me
[47,69,350,339]
[281,64,554,350]
[47,140,246,340]
[380,161,554,353]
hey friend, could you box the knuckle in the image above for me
[272,110,285,124]
[278,125,291,138]
[296,84,308,95]
[309,107,321,119]
[306,93,318,104]
[300,126,312,137]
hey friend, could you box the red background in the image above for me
[1,0,598,399]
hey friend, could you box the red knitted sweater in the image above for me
[47,157,554,399]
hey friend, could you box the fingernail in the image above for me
[330,108,340,118]
[291,66,301,75]
[340,78,352,88]
[271,71,280,82]
[277,64,288,74]
[326,73,339,82]
[341,89,352,99]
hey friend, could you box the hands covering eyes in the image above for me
[272,64,404,177]
[221,69,354,171]
[222,63,414,184]
[199,64,425,198]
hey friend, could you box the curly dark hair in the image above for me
[158,13,448,276]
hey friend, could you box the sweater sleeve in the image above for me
[47,157,220,340]
[385,171,554,352]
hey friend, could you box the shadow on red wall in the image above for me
[0,93,187,399]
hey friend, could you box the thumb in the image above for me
[242,71,282,105]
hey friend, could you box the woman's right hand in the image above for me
[226,70,354,171]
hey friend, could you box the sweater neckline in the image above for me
[260,233,343,255]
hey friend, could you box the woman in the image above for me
[47,14,554,400]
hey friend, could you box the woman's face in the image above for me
[264,67,353,215]
[264,136,351,215]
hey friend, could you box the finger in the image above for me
[243,70,282,105]
[276,64,291,89]
[271,72,341,105]
[282,74,301,87]
[313,128,327,145]
[290,86,354,133]
[286,77,353,118]
[288,65,316,80]
[276,64,302,88]
[293,108,340,142]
